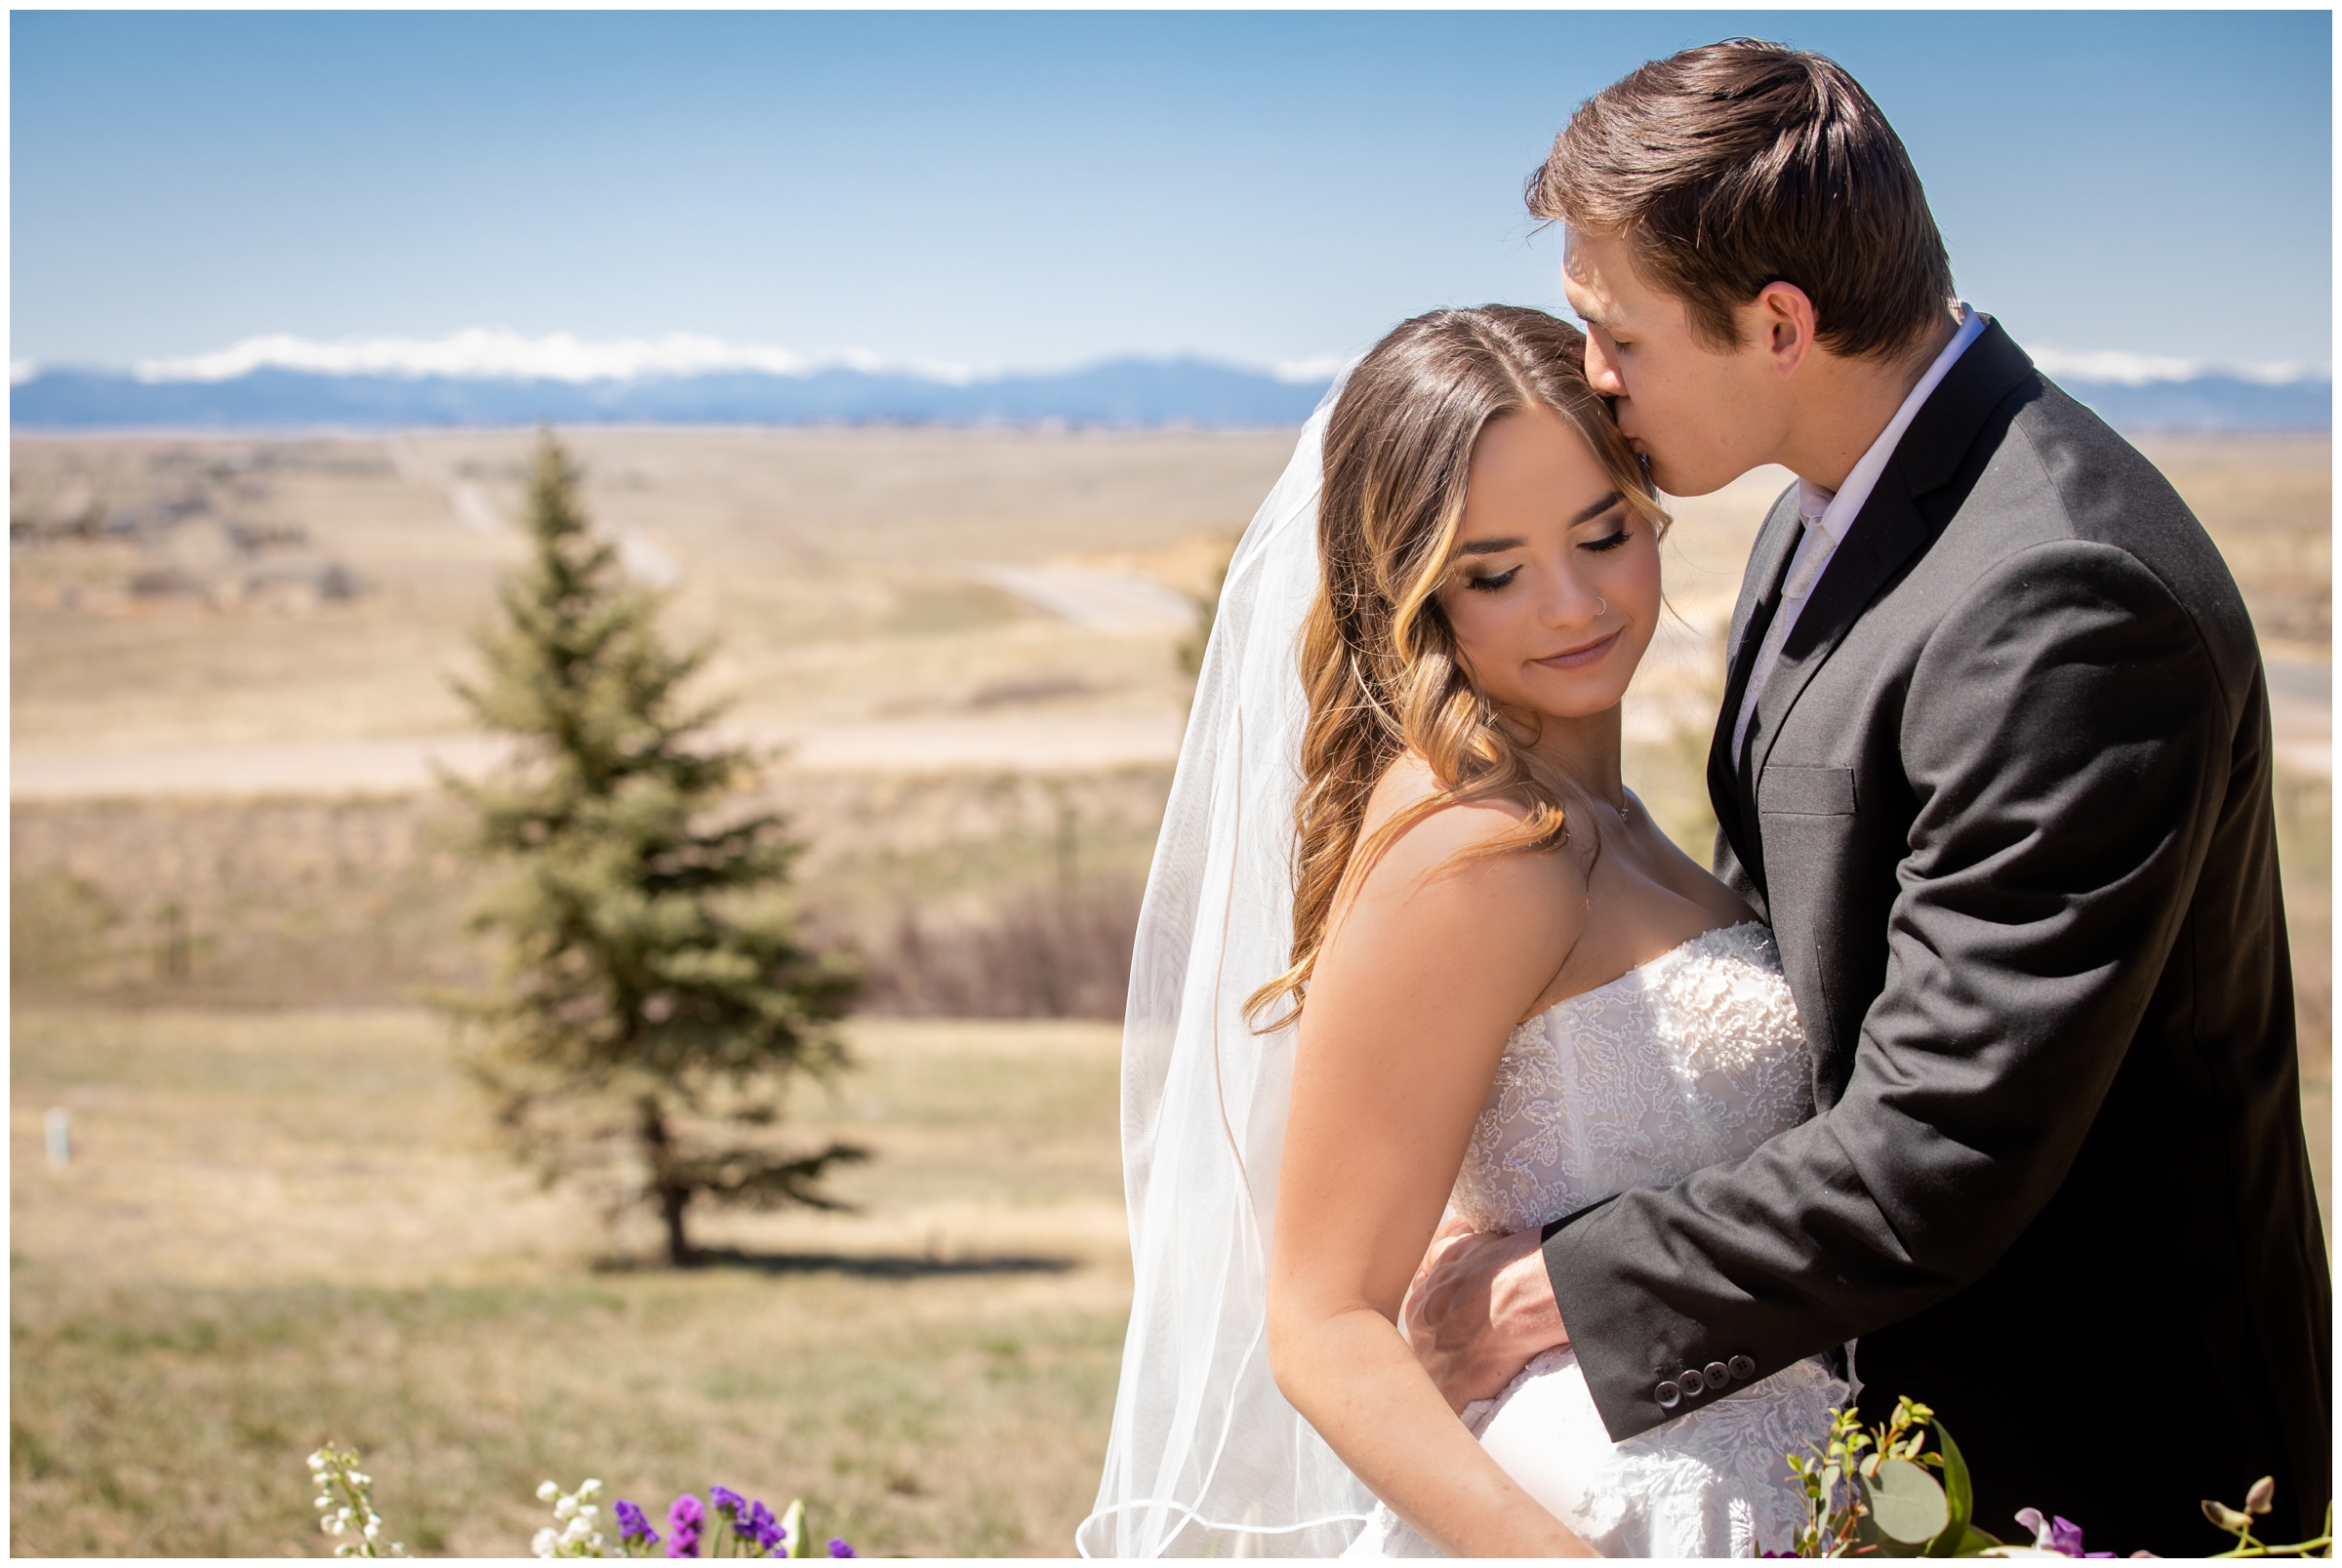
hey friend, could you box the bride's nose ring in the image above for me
[1595,596,1608,618]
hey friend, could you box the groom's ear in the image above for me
[1750,281,1820,381]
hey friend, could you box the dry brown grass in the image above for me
[11,1008,1128,1557]
[11,431,2324,755]
[9,767,1177,1014]
[2131,433,2332,654]
[8,428,1299,753]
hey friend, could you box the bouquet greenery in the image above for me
[1774,1397,2330,1559]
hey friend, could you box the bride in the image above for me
[1077,305,1844,1558]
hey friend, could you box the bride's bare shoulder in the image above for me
[1352,753,1585,904]
[1312,753,1586,1013]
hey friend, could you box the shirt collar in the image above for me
[1797,303,1984,543]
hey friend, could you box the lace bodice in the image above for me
[1349,921,1844,1558]
[1450,921,1813,1234]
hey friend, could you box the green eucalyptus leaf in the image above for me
[1948,1523,2004,1554]
[1860,1456,1951,1549]
[1922,1422,1974,1558]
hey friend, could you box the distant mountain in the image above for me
[8,356,2327,433]
[2045,374,2329,433]
[9,357,1333,431]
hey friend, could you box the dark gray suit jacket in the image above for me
[1541,321,2330,1552]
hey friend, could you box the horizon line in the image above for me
[7,330,2328,390]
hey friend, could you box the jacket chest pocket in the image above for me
[1757,765,1856,817]
[1751,764,1859,1076]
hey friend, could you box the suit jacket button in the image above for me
[1655,1381,1681,1409]
[1705,1361,1731,1388]
[1677,1368,1706,1395]
[1728,1354,1756,1380]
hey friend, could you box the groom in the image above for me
[1403,39,2329,1554]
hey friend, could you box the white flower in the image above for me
[308,1452,330,1471]
[349,1471,372,1487]
[324,1517,347,1537]
[364,1519,383,1541]
[340,1507,356,1523]
[316,1496,334,1510]
[577,1505,599,1523]
[561,1514,593,1544]
[533,1526,560,1557]
[579,1479,604,1501]
[554,1494,580,1520]
[538,1480,562,1503]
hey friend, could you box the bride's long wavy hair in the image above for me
[1247,305,1666,1029]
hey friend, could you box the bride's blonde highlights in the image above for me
[1247,306,1665,1029]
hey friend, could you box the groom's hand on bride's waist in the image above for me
[1402,1217,1570,1414]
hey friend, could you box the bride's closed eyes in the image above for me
[1457,516,1635,592]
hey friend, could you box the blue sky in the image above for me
[11,10,2332,380]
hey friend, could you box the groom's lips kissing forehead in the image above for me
[1559,233,1655,447]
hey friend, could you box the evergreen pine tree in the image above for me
[448,436,861,1266]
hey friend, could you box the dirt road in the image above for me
[15,656,2323,800]
[9,713,1192,799]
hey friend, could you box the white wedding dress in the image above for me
[1080,393,1851,1561]
[1343,921,1851,1559]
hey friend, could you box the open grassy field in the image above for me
[11,1009,1128,1557]
[9,427,1295,752]
[11,428,2325,749]
[9,767,1180,1014]
[11,425,2329,1556]
[10,427,2322,851]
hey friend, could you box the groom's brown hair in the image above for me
[1529,38,1955,362]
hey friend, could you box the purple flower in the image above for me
[827,1540,856,1558]
[614,1500,662,1548]
[2016,1508,2117,1559]
[666,1494,705,1558]
[709,1485,747,1522]
[741,1501,784,1552]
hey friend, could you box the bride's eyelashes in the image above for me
[1581,523,1633,554]
[1458,526,1631,592]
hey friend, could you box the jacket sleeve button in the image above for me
[1704,1361,1731,1388]
[1728,1354,1756,1380]
[1655,1381,1681,1409]
[1677,1368,1707,1395]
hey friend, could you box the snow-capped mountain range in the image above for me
[9,332,2327,433]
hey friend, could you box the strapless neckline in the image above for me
[1530,918,1771,1024]
[1459,917,1809,1239]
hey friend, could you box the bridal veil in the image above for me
[1075,389,1375,1557]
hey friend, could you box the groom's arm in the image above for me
[1542,541,2233,1442]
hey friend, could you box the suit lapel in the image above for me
[1705,489,1804,876]
[1742,484,1930,787]
[1742,320,2039,787]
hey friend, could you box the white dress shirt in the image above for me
[1730,303,1986,768]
